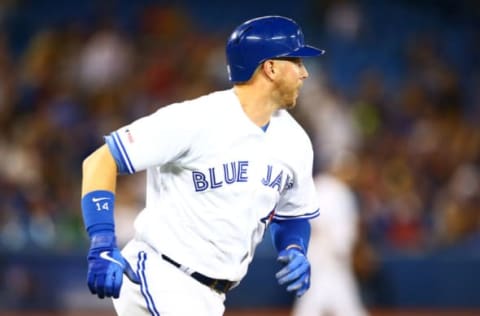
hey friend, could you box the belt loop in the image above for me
[210,279,219,291]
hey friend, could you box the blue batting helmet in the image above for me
[226,16,325,83]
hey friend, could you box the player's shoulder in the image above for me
[176,89,233,110]
[314,174,357,211]
[272,110,313,150]
[314,174,350,194]
[152,89,233,122]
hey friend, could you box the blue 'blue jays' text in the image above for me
[192,161,293,193]
[193,161,249,192]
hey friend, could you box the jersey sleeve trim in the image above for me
[105,132,136,174]
[272,208,320,221]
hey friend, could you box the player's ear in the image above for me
[262,60,276,81]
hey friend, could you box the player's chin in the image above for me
[284,100,297,110]
[288,93,299,109]
[281,91,299,109]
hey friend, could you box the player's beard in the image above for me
[276,80,302,110]
[284,89,299,110]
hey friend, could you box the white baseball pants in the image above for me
[112,239,226,316]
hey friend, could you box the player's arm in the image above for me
[81,144,140,299]
[82,144,117,195]
[270,217,312,298]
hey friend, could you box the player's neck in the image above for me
[233,83,278,128]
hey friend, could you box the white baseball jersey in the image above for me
[106,88,319,282]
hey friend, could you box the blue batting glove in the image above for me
[87,233,140,299]
[275,247,310,297]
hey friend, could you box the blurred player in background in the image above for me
[291,155,369,316]
[81,16,325,315]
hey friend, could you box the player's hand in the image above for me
[87,233,140,299]
[275,247,310,297]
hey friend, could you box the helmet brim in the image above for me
[283,45,325,58]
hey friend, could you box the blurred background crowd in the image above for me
[0,0,479,312]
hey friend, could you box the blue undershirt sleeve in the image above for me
[269,218,311,253]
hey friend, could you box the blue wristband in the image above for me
[81,190,115,238]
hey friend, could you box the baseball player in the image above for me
[81,16,324,315]
[291,170,369,316]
